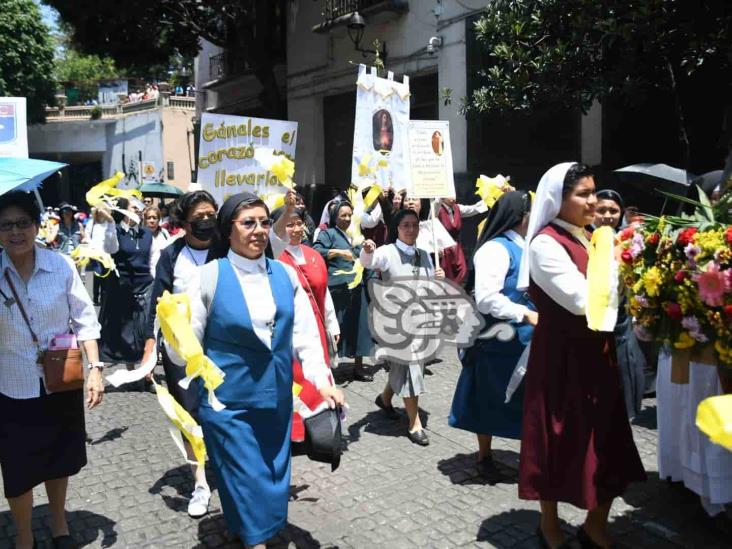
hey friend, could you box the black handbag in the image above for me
[292,406,343,471]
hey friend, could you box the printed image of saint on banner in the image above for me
[351,64,410,192]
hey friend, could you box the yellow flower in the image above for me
[642,266,663,297]
[674,331,695,349]
[475,174,514,207]
[270,156,295,188]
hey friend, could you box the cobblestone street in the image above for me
[0,351,729,548]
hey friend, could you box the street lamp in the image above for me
[347,12,387,62]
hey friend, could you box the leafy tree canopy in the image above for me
[0,0,56,122]
[468,0,732,114]
[467,1,732,167]
[55,49,120,103]
[45,0,286,115]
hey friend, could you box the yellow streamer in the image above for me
[363,184,383,210]
[156,291,225,409]
[586,226,618,331]
[86,172,141,208]
[70,245,116,278]
[334,262,364,290]
[270,156,295,189]
[696,394,732,451]
[154,380,207,466]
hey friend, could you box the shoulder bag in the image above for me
[4,271,84,392]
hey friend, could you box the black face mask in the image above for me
[190,217,216,241]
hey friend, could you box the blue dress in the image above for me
[449,235,534,439]
[199,258,294,545]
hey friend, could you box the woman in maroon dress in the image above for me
[437,198,487,285]
[517,163,645,549]
[271,193,338,441]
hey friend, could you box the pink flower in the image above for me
[695,262,727,307]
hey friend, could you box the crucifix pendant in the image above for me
[3,297,15,308]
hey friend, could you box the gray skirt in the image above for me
[387,362,425,398]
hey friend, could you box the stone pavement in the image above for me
[0,350,730,548]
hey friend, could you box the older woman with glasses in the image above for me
[0,191,104,549]
[143,205,171,275]
[179,192,344,548]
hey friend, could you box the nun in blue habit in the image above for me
[449,191,536,484]
[183,192,345,548]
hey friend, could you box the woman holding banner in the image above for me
[360,208,445,446]
[314,200,374,382]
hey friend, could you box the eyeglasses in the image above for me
[234,218,273,230]
[0,218,34,232]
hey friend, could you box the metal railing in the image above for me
[45,96,194,120]
[322,0,385,19]
[209,51,252,81]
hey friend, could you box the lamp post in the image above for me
[347,12,387,63]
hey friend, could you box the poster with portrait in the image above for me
[197,113,298,205]
[405,120,455,199]
[351,64,410,191]
[0,97,28,158]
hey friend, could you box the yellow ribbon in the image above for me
[70,245,116,278]
[363,184,383,210]
[153,379,207,466]
[586,226,618,331]
[696,394,732,451]
[86,172,141,207]
[270,156,295,189]
[334,262,365,290]
[156,291,225,410]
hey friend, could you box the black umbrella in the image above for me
[614,163,696,194]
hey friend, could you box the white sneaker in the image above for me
[187,485,211,518]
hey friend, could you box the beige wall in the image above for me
[162,108,196,189]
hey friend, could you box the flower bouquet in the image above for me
[617,187,732,379]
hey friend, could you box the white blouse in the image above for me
[528,218,592,316]
[473,230,530,322]
[184,250,331,390]
[359,239,435,275]
[0,248,100,398]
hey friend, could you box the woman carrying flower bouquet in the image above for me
[593,189,647,419]
[518,163,646,549]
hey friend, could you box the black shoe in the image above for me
[424,366,434,376]
[479,455,502,485]
[407,429,429,446]
[536,526,571,549]
[52,535,78,549]
[374,394,399,419]
[577,526,614,549]
[353,365,373,382]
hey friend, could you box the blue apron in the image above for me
[199,257,294,545]
[449,235,535,439]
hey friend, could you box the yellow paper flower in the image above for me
[475,174,514,208]
[70,245,116,278]
[270,156,295,189]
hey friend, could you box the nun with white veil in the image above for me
[517,162,645,549]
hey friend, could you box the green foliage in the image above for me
[0,0,56,122]
[55,50,120,103]
[467,0,732,115]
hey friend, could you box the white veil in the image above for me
[517,162,577,290]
